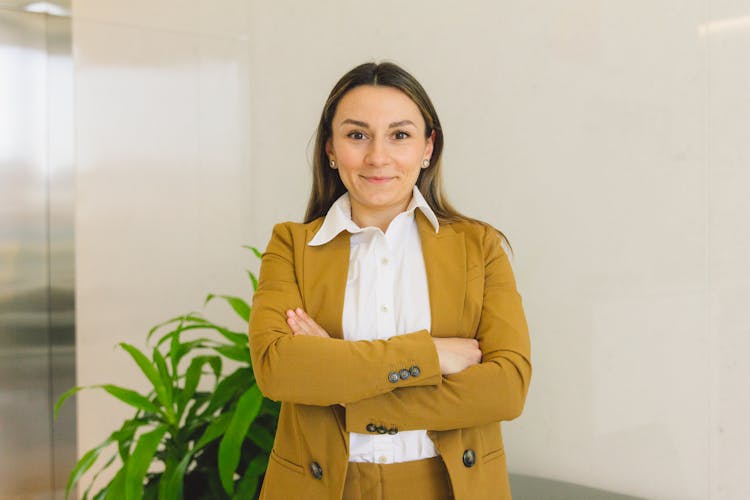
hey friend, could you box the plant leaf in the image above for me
[124,424,168,500]
[212,344,251,363]
[82,452,117,500]
[179,355,222,416]
[184,392,211,425]
[152,347,174,403]
[161,321,247,348]
[169,321,181,378]
[204,294,250,322]
[172,339,214,365]
[194,411,233,451]
[242,245,263,259]
[91,488,107,500]
[247,424,274,452]
[213,325,248,346]
[55,385,84,418]
[259,397,281,418]
[112,417,152,462]
[246,270,258,291]
[154,322,205,348]
[232,454,268,499]
[218,384,263,495]
[64,438,111,500]
[160,451,193,500]
[100,385,161,414]
[119,343,173,421]
[147,312,203,343]
[204,368,252,415]
[105,467,126,500]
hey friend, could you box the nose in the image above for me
[365,136,389,167]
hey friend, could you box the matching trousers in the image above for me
[342,456,454,500]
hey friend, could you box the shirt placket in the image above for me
[374,232,395,340]
[372,231,395,463]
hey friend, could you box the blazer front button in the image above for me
[462,449,476,467]
[310,461,323,479]
[366,423,377,433]
[388,371,400,383]
[399,369,410,380]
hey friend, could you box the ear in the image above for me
[325,138,334,160]
[424,129,435,160]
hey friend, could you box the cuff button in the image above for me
[388,371,400,383]
[409,365,421,377]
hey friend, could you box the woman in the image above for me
[249,62,531,500]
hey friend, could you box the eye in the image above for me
[393,130,410,140]
[347,130,366,140]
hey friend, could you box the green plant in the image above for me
[55,246,278,500]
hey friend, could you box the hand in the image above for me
[286,308,331,338]
[432,337,482,375]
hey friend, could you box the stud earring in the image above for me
[329,159,336,169]
[422,159,430,168]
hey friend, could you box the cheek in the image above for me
[395,152,424,176]
[334,149,363,171]
[395,145,427,165]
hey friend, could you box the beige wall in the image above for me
[74,1,750,498]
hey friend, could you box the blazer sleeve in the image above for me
[249,222,443,406]
[344,225,531,432]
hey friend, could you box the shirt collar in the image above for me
[308,186,440,247]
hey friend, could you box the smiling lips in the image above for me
[362,175,395,184]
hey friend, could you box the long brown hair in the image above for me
[304,61,510,248]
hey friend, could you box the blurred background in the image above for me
[1,0,748,498]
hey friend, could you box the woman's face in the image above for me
[326,85,434,227]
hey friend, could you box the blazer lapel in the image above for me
[303,228,349,339]
[417,212,466,338]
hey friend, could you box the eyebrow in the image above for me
[339,119,417,129]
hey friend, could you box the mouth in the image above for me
[361,175,395,184]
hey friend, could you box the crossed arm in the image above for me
[249,223,447,406]
[285,307,482,382]
[249,222,531,429]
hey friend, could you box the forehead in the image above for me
[334,85,425,127]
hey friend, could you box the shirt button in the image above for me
[378,456,388,464]
[381,304,389,312]
[381,257,389,265]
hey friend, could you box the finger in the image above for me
[289,310,315,335]
[295,308,329,337]
[287,311,314,336]
[287,316,305,335]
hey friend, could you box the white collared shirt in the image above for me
[308,186,440,464]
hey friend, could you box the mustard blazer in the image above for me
[249,211,531,500]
